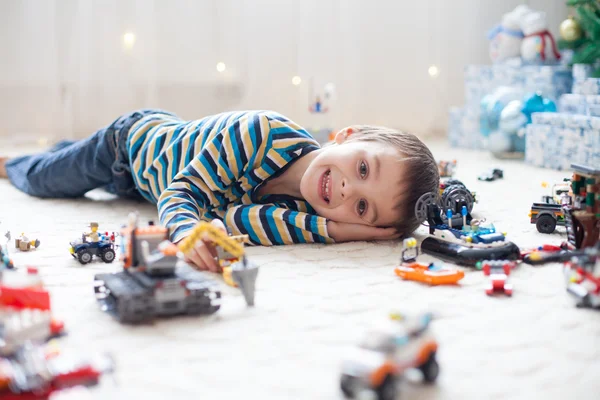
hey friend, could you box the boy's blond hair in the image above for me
[345,126,439,237]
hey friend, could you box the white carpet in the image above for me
[1,140,598,400]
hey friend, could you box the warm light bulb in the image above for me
[292,76,302,86]
[216,62,226,73]
[37,137,49,146]
[123,32,136,49]
[428,65,439,78]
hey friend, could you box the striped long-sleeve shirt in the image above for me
[126,110,333,245]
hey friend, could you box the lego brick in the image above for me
[525,123,600,170]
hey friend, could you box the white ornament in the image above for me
[520,12,560,63]
[488,5,533,63]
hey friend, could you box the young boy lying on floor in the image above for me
[0,109,439,271]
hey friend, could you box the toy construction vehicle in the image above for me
[0,341,114,399]
[93,214,224,323]
[0,267,65,356]
[529,179,571,234]
[340,312,439,400]
[14,233,40,252]
[178,222,259,307]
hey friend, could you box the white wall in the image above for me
[0,0,567,142]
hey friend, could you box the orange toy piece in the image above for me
[394,262,465,285]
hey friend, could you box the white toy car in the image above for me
[340,312,439,400]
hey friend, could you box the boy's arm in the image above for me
[158,113,270,243]
[223,204,333,245]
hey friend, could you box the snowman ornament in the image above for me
[521,11,561,63]
[488,5,532,63]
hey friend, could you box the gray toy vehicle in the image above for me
[93,213,221,323]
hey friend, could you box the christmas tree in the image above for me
[559,0,600,76]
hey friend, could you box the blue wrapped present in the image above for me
[525,113,600,170]
[558,94,600,115]
[573,64,595,81]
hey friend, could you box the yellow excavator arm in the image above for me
[178,221,246,259]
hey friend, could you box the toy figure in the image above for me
[400,237,419,263]
[14,232,41,252]
[85,222,101,243]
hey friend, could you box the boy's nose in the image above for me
[340,178,353,199]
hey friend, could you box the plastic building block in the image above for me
[0,342,114,399]
[13,233,40,252]
[340,312,439,400]
[0,268,65,355]
[477,168,504,181]
[400,237,419,263]
[563,243,600,309]
[178,221,259,307]
[421,237,520,267]
[70,223,118,264]
[437,160,457,177]
[564,164,600,249]
[482,260,515,296]
[93,213,222,324]
[395,262,465,286]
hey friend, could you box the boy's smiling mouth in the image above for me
[319,169,332,203]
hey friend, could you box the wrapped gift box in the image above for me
[572,78,600,95]
[448,107,483,149]
[558,94,600,115]
[525,112,600,170]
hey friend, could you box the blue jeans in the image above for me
[5,109,168,199]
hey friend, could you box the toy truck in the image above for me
[529,180,571,234]
[340,312,439,400]
[70,231,117,264]
[93,213,222,323]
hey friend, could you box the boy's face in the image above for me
[300,136,405,227]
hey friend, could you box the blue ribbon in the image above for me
[488,25,525,40]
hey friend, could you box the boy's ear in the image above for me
[334,127,354,145]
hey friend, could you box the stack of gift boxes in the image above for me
[525,64,600,170]
[449,59,572,150]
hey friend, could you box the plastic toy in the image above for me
[482,260,515,296]
[0,267,65,355]
[529,180,571,234]
[340,312,439,400]
[14,233,40,252]
[563,243,600,309]
[477,168,503,181]
[415,187,520,266]
[564,164,600,249]
[93,213,222,323]
[70,224,117,264]
[437,160,457,177]
[395,262,464,286]
[400,237,419,263]
[0,244,14,270]
[0,342,114,399]
[179,221,259,306]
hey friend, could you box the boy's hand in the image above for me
[180,219,227,272]
[327,221,401,242]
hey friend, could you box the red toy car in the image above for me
[482,260,515,296]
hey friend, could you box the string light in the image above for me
[292,76,302,86]
[216,62,226,73]
[123,32,136,49]
[428,65,440,78]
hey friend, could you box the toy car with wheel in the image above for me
[340,312,439,400]
[70,235,116,264]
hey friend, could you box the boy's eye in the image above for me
[358,199,367,216]
[359,161,368,178]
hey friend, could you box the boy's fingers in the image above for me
[195,243,220,273]
[185,252,206,271]
[211,219,228,233]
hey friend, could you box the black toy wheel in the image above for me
[101,248,116,263]
[536,215,557,234]
[376,375,397,400]
[442,185,474,213]
[442,179,466,188]
[77,250,93,264]
[419,352,440,383]
[340,375,356,398]
[415,192,439,223]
